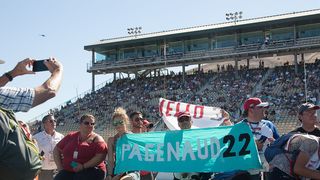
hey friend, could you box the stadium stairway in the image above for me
[251,68,274,97]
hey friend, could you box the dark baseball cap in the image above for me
[298,103,320,114]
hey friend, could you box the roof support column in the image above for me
[247,58,250,69]
[182,64,186,87]
[209,35,212,50]
[91,50,95,92]
[164,39,167,60]
[293,53,298,74]
[135,71,138,84]
[302,53,307,103]
[294,53,298,74]
[92,73,95,92]
[234,57,239,78]
[293,24,296,45]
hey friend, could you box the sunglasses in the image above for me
[112,120,124,126]
[134,117,143,122]
[82,121,95,126]
[46,119,57,123]
[178,116,191,123]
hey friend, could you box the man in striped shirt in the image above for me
[0,57,63,180]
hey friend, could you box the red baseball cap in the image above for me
[243,97,269,111]
[177,111,191,119]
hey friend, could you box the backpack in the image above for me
[0,107,42,180]
[264,133,300,177]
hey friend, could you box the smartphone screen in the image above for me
[33,60,49,72]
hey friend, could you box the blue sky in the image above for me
[0,0,319,122]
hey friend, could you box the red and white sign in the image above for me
[159,98,224,130]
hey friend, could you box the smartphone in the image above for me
[70,161,78,168]
[33,60,49,72]
[258,135,268,143]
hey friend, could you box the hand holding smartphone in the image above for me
[32,59,49,72]
[258,135,268,143]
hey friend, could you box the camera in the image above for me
[33,60,49,72]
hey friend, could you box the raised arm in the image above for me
[32,57,63,107]
[0,58,35,86]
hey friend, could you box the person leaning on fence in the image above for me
[0,58,63,180]
[53,114,107,180]
[290,103,320,137]
[268,134,320,180]
[33,114,64,180]
[107,107,140,180]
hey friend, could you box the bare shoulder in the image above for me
[92,133,105,143]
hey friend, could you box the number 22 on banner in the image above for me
[223,133,251,158]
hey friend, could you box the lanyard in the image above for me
[74,132,93,159]
[247,121,261,135]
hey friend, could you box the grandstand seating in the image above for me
[30,58,320,139]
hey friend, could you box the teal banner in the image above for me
[115,123,262,174]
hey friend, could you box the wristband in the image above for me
[4,72,13,81]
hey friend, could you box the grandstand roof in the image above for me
[84,8,320,51]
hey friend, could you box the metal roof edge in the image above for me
[85,8,320,49]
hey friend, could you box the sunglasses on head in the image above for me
[178,116,191,123]
[112,120,124,126]
[82,121,95,126]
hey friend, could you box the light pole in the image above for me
[303,59,308,102]
[226,11,243,24]
[127,27,142,37]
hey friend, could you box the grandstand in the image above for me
[29,9,320,139]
